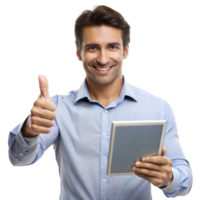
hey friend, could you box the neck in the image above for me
[86,75,124,107]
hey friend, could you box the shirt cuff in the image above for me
[160,168,180,194]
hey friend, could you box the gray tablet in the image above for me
[107,120,167,176]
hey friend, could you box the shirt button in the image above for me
[22,144,26,148]
[103,179,106,182]
[104,133,106,136]
[103,156,106,159]
[105,110,107,113]
[20,153,23,156]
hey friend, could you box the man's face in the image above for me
[76,26,129,86]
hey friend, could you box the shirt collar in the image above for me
[74,76,137,104]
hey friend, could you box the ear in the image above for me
[123,44,129,59]
[76,46,82,61]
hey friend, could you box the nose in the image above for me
[96,49,109,66]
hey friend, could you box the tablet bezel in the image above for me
[107,120,167,176]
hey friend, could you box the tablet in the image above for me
[107,120,167,176]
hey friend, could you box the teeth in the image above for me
[96,67,111,71]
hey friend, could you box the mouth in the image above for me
[91,65,114,74]
[92,66,113,71]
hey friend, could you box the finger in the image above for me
[31,124,51,134]
[31,116,55,127]
[26,115,39,135]
[135,168,162,178]
[34,98,56,111]
[141,155,169,165]
[161,147,167,156]
[31,107,56,120]
[135,161,161,171]
[134,172,163,187]
[38,75,51,101]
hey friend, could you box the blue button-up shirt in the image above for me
[8,77,192,200]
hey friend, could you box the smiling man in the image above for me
[77,25,128,107]
[8,5,192,200]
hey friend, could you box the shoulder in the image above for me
[129,84,174,116]
[51,90,78,106]
[131,84,165,104]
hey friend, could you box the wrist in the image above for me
[164,172,173,187]
[22,116,39,138]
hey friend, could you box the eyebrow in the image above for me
[84,42,121,49]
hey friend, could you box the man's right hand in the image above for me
[22,75,57,138]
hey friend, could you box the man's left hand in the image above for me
[132,147,173,188]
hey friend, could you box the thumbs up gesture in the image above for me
[22,75,56,138]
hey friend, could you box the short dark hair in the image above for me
[75,5,130,52]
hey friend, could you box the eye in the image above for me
[88,46,118,51]
[88,47,98,51]
[110,46,117,49]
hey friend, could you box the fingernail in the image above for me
[132,167,136,172]
[136,162,140,167]
[142,158,146,162]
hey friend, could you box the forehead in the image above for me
[82,26,123,45]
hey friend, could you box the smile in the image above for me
[91,65,114,74]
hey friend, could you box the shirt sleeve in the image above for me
[8,95,59,166]
[159,100,193,197]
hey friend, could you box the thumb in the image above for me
[38,75,51,101]
[161,147,167,156]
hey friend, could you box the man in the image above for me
[8,5,192,200]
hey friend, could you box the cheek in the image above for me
[83,54,96,65]
[110,52,123,62]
